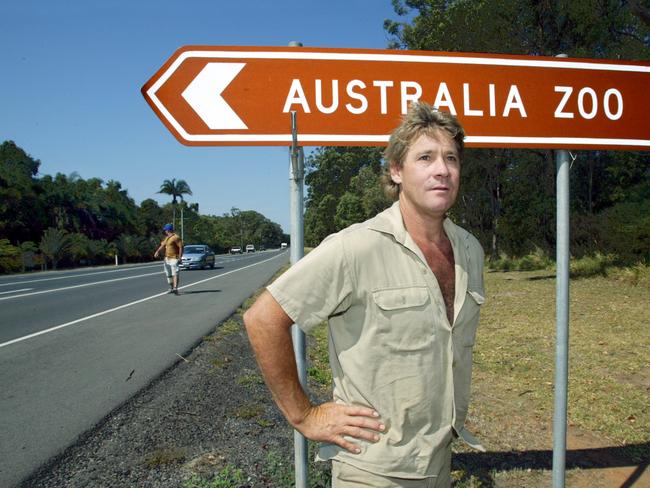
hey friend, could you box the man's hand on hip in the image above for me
[297,402,385,454]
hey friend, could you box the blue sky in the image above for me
[1,1,407,233]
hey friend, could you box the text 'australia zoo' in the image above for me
[282,79,624,121]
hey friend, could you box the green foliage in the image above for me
[608,262,650,288]
[307,323,332,388]
[0,239,21,273]
[569,253,617,278]
[304,147,390,245]
[387,0,650,57]
[235,373,265,388]
[0,141,42,243]
[185,466,246,488]
[262,446,331,487]
[488,247,554,272]
[335,192,365,229]
[0,141,286,273]
[217,207,284,252]
[39,227,72,270]
[144,447,187,468]
[378,1,650,263]
[262,450,294,487]
[113,234,147,263]
[571,182,650,263]
[158,178,193,205]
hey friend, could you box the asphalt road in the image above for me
[0,249,288,487]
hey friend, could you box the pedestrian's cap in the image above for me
[163,223,173,231]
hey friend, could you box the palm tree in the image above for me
[157,179,193,231]
[39,227,72,270]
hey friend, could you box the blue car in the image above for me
[180,245,216,270]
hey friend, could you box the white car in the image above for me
[245,244,255,253]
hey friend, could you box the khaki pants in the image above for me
[331,449,452,488]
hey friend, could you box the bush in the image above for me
[569,253,617,278]
[488,247,553,272]
[0,239,21,273]
[607,262,650,288]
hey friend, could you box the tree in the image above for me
[157,178,193,232]
[0,141,42,243]
[304,147,386,245]
[157,178,193,205]
[114,234,146,264]
[335,193,366,229]
[383,0,650,260]
[136,198,164,238]
[0,239,21,273]
[39,228,72,270]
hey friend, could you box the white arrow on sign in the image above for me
[181,62,248,130]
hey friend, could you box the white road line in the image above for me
[0,263,161,287]
[0,288,32,295]
[0,271,162,301]
[0,253,285,349]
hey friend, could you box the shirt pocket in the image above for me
[455,288,485,347]
[371,286,432,352]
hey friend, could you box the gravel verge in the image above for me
[19,297,330,488]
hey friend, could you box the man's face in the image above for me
[390,130,460,219]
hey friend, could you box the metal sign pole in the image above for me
[289,110,308,488]
[551,54,571,488]
[553,147,571,488]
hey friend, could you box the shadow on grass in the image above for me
[454,443,649,487]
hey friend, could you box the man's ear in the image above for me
[389,162,402,185]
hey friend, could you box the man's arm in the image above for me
[243,290,384,454]
[153,242,164,258]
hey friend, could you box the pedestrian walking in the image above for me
[154,223,183,295]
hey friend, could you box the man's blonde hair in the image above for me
[382,102,465,200]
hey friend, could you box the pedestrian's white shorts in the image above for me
[163,258,179,277]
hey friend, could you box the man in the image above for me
[154,223,183,295]
[244,102,485,487]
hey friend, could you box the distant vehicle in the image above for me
[230,246,242,254]
[245,244,255,253]
[180,245,215,270]
[258,244,266,251]
[281,242,288,249]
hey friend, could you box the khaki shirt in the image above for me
[267,202,485,478]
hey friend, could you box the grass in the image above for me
[235,372,265,388]
[216,319,241,338]
[478,268,648,446]
[231,403,265,420]
[457,266,650,485]
[305,264,649,486]
[185,465,246,487]
[144,447,187,468]
[187,260,649,486]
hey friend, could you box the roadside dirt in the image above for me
[19,307,648,487]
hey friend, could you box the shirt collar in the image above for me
[368,201,469,252]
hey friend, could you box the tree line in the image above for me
[304,0,650,265]
[0,141,287,273]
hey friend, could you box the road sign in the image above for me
[142,46,650,150]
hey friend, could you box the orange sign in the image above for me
[142,46,650,150]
